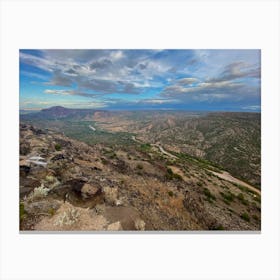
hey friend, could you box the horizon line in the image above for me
[19,106,261,113]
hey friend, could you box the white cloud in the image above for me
[110,50,124,61]
[242,105,261,111]
[178,77,199,85]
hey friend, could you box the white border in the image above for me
[1,1,280,279]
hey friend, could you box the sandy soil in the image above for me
[211,170,261,196]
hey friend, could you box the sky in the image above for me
[20,49,261,111]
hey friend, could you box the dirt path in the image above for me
[131,135,141,143]
[211,170,261,196]
[131,136,177,158]
[151,144,178,159]
[89,125,96,131]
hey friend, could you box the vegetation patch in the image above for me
[168,191,174,197]
[165,168,183,181]
[240,212,250,222]
[237,193,249,205]
[197,181,203,187]
[55,143,62,151]
[140,143,151,152]
[220,191,235,203]
[212,224,224,230]
[203,188,216,203]
[136,163,143,170]
[253,195,261,203]
[173,151,223,173]
[20,202,26,221]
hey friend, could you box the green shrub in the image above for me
[109,153,117,159]
[136,163,143,170]
[252,214,259,221]
[237,193,249,205]
[223,199,231,205]
[203,188,216,202]
[212,225,224,230]
[237,184,246,192]
[173,173,183,180]
[55,143,61,151]
[165,168,182,181]
[240,212,250,222]
[168,191,174,197]
[140,143,151,151]
[20,202,26,221]
[101,158,108,165]
[48,208,56,216]
[197,181,203,187]
[220,191,235,202]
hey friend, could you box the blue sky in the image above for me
[20,49,261,111]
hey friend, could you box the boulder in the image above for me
[51,154,65,161]
[20,186,34,197]
[134,219,146,230]
[20,162,30,177]
[20,177,41,189]
[20,142,31,155]
[81,183,100,199]
[107,221,122,231]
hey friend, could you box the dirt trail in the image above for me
[211,170,261,196]
[151,144,178,159]
[131,136,177,158]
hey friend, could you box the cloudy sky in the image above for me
[20,49,261,111]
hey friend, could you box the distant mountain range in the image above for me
[20,106,113,120]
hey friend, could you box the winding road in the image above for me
[89,125,96,132]
[150,144,178,159]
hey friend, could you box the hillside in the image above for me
[20,123,261,231]
[93,111,261,188]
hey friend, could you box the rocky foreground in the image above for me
[19,123,261,231]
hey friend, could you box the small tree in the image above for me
[55,143,61,151]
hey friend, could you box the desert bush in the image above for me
[101,158,109,165]
[254,195,261,203]
[136,163,143,170]
[240,212,250,222]
[134,219,145,230]
[140,143,151,151]
[252,214,259,221]
[212,224,224,230]
[168,191,174,197]
[103,186,118,205]
[109,153,117,159]
[165,168,182,181]
[173,173,183,180]
[20,202,26,221]
[45,175,55,183]
[203,188,216,202]
[55,143,61,151]
[54,208,80,226]
[237,193,249,205]
[27,184,49,201]
[220,191,235,202]
[44,175,60,189]
[48,208,56,216]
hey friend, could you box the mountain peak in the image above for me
[42,106,68,111]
